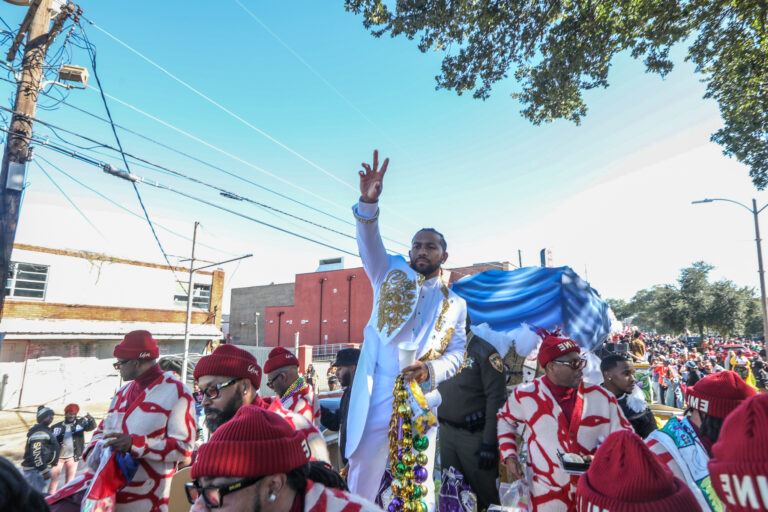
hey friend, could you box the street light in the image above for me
[692,197,768,341]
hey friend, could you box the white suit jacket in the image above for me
[345,200,467,457]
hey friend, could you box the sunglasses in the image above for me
[266,373,283,388]
[113,359,131,370]
[185,476,263,507]
[200,377,241,400]
[551,358,587,370]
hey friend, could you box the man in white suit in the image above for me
[346,150,468,510]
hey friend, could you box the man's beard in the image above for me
[409,259,440,277]
[204,392,243,433]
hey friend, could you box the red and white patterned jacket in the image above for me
[304,480,381,512]
[497,377,632,512]
[80,370,195,512]
[282,380,321,426]
[259,395,329,463]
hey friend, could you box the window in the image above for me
[174,283,211,309]
[6,262,49,300]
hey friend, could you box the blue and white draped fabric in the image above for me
[451,266,612,352]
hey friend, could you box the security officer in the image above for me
[437,319,507,511]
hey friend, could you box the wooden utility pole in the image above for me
[0,0,55,317]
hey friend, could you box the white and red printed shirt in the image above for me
[84,368,195,512]
[282,379,321,426]
[258,395,330,463]
[497,377,632,512]
[304,480,381,512]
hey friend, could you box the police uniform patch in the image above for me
[489,353,504,373]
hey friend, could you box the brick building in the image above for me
[229,260,514,348]
[0,244,224,409]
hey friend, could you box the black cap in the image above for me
[332,348,360,367]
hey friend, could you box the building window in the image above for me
[6,262,49,300]
[174,283,211,309]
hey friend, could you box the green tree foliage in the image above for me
[608,261,759,336]
[344,0,768,188]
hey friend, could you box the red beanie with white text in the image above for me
[708,394,768,512]
[685,370,756,419]
[194,344,262,389]
[263,347,300,374]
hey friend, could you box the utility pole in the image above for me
[0,0,76,317]
[179,221,251,383]
[180,221,199,384]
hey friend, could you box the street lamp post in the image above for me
[692,198,768,341]
[254,312,260,346]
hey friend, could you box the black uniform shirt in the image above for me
[437,334,507,444]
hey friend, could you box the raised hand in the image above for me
[359,149,389,203]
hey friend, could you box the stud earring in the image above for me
[268,494,276,502]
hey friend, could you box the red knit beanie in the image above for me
[113,330,159,360]
[708,394,768,512]
[576,430,699,511]
[537,331,580,368]
[193,344,262,389]
[191,405,310,479]
[64,403,79,415]
[685,370,756,419]
[263,347,300,374]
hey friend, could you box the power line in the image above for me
[79,25,189,292]
[81,18,356,193]
[0,74,414,245]
[35,152,238,257]
[0,126,361,257]
[32,159,105,238]
[0,104,382,248]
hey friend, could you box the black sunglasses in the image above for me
[266,373,283,388]
[551,357,587,370]
[200,377,241,399]
[113,359,131,370]
[185,476,263,507]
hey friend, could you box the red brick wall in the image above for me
[264,268,373,347]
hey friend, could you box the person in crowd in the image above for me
[629,331,647,362]
[1,456,51,512]
[187,406,380,512]
[21,405,59,494]
[320,348,360,465]
[497,330,632,511]
[647,370,757,511]
[48,403,96,494]
[732,350,751,381]
[264,347,321,426]
[724,350,735,371]
[685,360,703,387]
[305,363,318,390]
[654,359,671,405]
[346,150,467,508]
[575,430,700,511]
[327,376,340,391]
[708,394,768,512]
[72,330,195,511]
[600,354,657,438]
[437,320,507,512]
[192,382,206,437]
[752,349,767,393]
[664,360,684,408]
[194,344,329,462]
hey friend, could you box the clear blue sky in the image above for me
[3,0,767,311]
